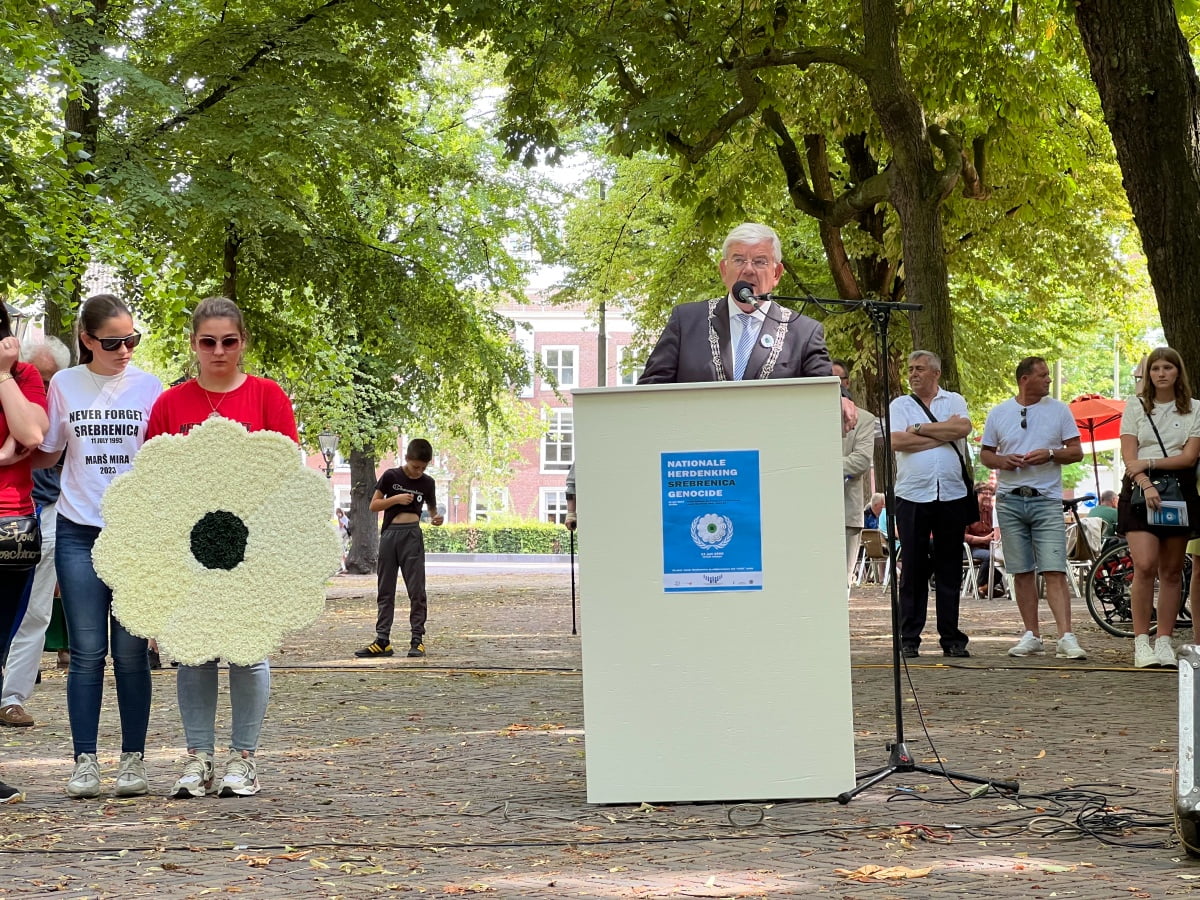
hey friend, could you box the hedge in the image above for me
[421,523,576,554]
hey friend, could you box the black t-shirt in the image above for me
[374,466,437,530]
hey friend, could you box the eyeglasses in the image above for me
[1020,407,1027,429]
[196,336,242,351]
[728,255,773,270]
[89,332,141,352]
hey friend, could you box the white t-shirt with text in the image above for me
[1120,397,1200,460]
[40,363,164,528]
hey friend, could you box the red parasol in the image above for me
[1068,394,1127,490]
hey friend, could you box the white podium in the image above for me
[573,378,855,804]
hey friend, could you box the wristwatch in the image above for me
[1048,448,1056,462]
[912,423,922,434]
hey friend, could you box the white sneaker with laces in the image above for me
[115,751,149,797]
[1008,631,1044,657]
[218,751,259,797]
[1155,635,1178,668]
[66,752,101,799]
[1134,633,1159,668]
[1055,632,1087,659]
[171,752,215,798]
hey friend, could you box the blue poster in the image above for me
[660,450,762,592]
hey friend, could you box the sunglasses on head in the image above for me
[196,336,242,350]
[89,332,142,352]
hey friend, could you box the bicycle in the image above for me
[1085,536,1193,637]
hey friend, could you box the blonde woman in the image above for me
[1119,347,1200,668]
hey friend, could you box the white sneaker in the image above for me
[115,751,149,796]
[218,751,259,797]
[66,753,101,798]
[171,752,214,798]
[1008,631,1044,657]
[1134,633,1159,668]
[1055,632,1087,660]
[1155,635,1178,668]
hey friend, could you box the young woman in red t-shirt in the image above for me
[0,306,49,803]
[146,296,298,799]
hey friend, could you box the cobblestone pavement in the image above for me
[1,571,1198,898]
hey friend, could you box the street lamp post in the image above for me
[318,431,339,479]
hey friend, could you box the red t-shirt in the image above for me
[147,375,298,443]
[0,362,49,515]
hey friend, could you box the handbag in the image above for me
[0,514,41,570]
[1129,408,1187,520]
[909,394,980,526]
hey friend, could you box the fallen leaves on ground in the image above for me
[836,864,934,882]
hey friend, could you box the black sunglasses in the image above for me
[1020,407,1027,429]
[196,336,242,351]
[89,331,141,352]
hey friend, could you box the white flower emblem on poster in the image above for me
[690,513,734,549]
[93,417,341,666]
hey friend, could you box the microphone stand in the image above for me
[767,291,1019,803]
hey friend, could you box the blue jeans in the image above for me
[56,515,151,757]
[996,494,1068,575]
[177,660,271,754]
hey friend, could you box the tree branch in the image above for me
[723,45,872,80]
[665,67,763,164]
[148,0,348,140]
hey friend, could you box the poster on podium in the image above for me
[660,450,762,592]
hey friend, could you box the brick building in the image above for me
[494,298,639,524]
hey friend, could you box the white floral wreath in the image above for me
[93,417,342,666]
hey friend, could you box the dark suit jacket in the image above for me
[638,297,832,384]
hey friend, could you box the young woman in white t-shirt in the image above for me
[1119,346,1200,669]
[34,294,163,798]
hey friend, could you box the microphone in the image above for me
[732,280,761,308]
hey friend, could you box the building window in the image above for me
[542,489,568,524]
[618,345,645,385]
[541,408,574,472]
[514,323,535,398]
[542,346,577,390]
[471,487,509,522]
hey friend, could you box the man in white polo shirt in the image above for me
[980,356,1087,659]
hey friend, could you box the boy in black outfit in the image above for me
[355,439,444,659]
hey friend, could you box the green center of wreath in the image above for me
[190,510,249,570]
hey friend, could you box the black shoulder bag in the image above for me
[1130,408,1186,514]
[909,394,980,526]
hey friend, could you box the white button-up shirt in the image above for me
[890,389,971,503]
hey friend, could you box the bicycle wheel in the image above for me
[1086,540,1192,637]
[1086,542,1137,637]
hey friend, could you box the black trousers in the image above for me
[374,523,427,643]
[895,496,969,651]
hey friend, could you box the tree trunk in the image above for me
[344,448,380,574]
[1074,0,1200,375]
[222,224,240,301]
[860,0,961,392]
[57,0,108,351]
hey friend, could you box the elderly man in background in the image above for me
[0,336,70,727]
[834,359,877,585]
[1089,490,1119,536]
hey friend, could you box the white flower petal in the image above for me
[94,417,340,666]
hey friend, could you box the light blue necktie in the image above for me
[733,312,757,380]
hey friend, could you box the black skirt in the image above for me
[1117,473,1200,539]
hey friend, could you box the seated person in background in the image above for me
[863,492,885,530]
[1088,490,1119,536]
[964,484,1003,597]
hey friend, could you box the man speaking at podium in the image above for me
[637,223,854,432]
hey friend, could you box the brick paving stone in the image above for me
[0,573,1198,897]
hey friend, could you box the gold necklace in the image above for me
[199,382,231,419]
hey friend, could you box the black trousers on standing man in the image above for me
[895,496,970,653]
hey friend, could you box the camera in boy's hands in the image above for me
[395,488,423,506]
